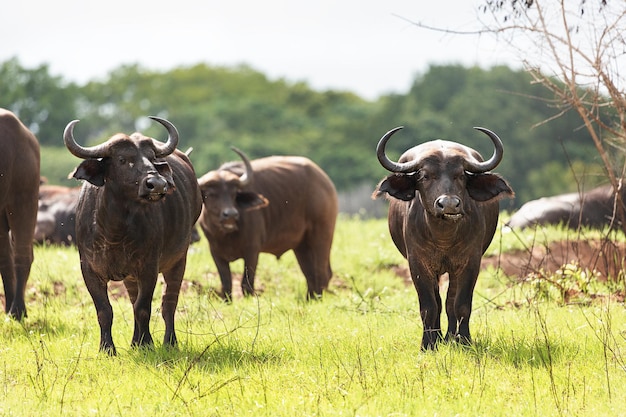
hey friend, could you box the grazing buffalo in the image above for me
[64,117,202,354]
[0,109,40,319]
[506,184,623,230]
[197,148,338,301]
[373,127,513,349]
[35,184,81,246]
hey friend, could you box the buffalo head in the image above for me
[198,147,268,234]
[64,117,178,202]
[375,126,513,219]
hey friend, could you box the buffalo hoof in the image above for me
[421,329,443,350]
[99,344,117,356]
[8,304,27,321]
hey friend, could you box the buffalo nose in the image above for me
[145,176,168,194]
[221,207,239,220]
[435,195,461,214]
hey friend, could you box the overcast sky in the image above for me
[2,0,521,100]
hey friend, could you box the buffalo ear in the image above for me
[236,191,269,211]
[70,159,106,187]
[372,174,417,201]
[154,161,176,193]
[466,173,514,202]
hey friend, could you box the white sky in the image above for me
[2,0,521,100]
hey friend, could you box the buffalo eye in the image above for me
[202,188,219,200]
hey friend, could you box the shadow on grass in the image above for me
[124,337,288,372]
[466,334,575,369]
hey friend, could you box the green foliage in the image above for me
[0,57,79,144]
[1,58,609,208]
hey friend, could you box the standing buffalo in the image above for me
[506,184,623,230]
[0,109,40,319]
[64,117,202,354]
[197,148,338,301]
[373,127,513,349]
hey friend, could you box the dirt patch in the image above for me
[482,239,626,281]
[390,239,626,284]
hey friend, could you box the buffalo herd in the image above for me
[3,106,624,353]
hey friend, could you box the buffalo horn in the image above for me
[231,146,254,187]
[376,126,422,173]
[376,126,504,174]
[463,127,504,173]
[149,116,179,157]
[64,120,113,159]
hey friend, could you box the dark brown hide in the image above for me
[0,109,40,319]
[35,185,81,246]
[66,117,202,354]
[507,184,622,230]
[374,127,513,350]
[198,152,338,301]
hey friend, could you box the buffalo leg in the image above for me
[293,239,332,300]
[213,254,233,302]
[451,263,480,345]
[122,278,141,345]
[131,272,158,348]
[444,273,459,341]
[123,278,139,304]
[6,198,36,319]
[0,216,16,315]
[161,258,186,347]
[410,259,443,350]
[82,266,116,354]
[241,252,259,297]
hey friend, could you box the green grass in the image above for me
[1,217,625,416]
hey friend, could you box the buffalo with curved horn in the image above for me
[198,148,338,301]
[65,117,202,354]
[373,127,514,350]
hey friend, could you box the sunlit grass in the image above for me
[1,217,625,416]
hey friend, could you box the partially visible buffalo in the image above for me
[35,183,201,246]
[197,149,338,301]
[35,184,80,245]
[0,109,40,319]
[374,127,513,350]
[64,117,202,354]
[507,184,623,230]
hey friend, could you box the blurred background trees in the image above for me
[1,57,606,214]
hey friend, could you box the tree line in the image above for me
[1,57,605,210]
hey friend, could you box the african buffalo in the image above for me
[373,126,513,349]
[35,184,81,246]
[34,183,201,246]
[64,117,202,354]
[197,148,338,301]
[506,184,623,230]
[0,109,40,319]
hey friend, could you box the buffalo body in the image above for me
[0,109,40,318]
[507,184,622,230]
[35,184,81,245]
[374,127,513,349]
[198,150,338,300]
[65,117,202,354]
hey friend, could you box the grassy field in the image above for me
[1,216,625,416]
